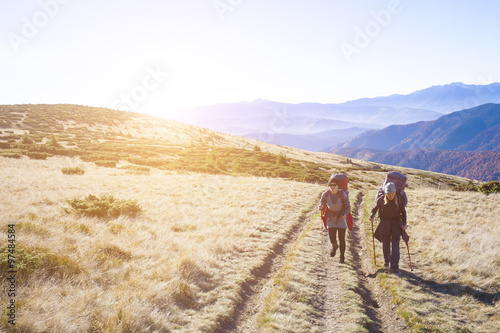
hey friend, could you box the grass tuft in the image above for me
[62,166,85,175]
[0,244,82,282]
[64,194,142,219]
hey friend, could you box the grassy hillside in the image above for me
[363,189,500,332]
[0,104,470,188]
[1,104,496,332]
[0,157,326,331]
[0,104,358,184]
[335,148,500,181]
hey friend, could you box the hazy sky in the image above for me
[1,0,499,118]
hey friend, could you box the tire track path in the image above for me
[349,191,409,333]
[215,204,318,333]
[315,191,365,332]
[315,191,409,332]
[216,191,410,332]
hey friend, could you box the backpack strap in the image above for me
[339,189,346,214]
[324,189,348,214]
[323,189,342,212]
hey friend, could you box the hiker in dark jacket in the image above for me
[369,182,407,276]
[319,177,351,263]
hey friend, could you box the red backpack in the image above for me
[321,174,354,231]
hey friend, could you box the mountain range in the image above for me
[179,102,441,151]
[333,103,500,181]
[178,82,500,152]
[336,103,500,152]
[176,82,500,181]
[334,148,500,181]
[342,82,500,113]
[2,82,497,181]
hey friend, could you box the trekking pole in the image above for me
[371,218,376,265]
[404,229,413,271]
[348,212,354,241]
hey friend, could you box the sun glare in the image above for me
[94,50,254,120]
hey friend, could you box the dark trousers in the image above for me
[328,228,346,258]
[382,232,400,270]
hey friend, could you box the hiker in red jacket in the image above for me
[369,182,407,276]
[319,176,351,263]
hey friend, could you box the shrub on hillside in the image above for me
[0,151,22,159]
[276,152,288,166]
[65,194,142,219]
[453,180,479,192]
[15,142,77,157]
[27,151,53,160]
[48,133,61,147]
[94,160,117,168]
[62,167,85,175]
[479,181,500,194]
[453,180,500,194]
[21,134,34,144]
[80,153,120,163]
[127,157,168,167]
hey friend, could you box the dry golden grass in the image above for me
[364,189,500,332]
[254,213,323,333]
[1,104,489,333]
[408,189,500,290]
[0,156,324,332]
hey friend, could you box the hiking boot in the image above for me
[330,243,338,257]
[391,269,401,276]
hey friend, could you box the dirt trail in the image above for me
[314,222,351,332]
[217,192,409,332]
[314,192,409,332]
[347,192,409,333]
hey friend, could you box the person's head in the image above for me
[384,182,396,202]
[328,179,339,193]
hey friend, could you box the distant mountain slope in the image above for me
[335,148,500,181]
[343,82,500,113]
[178,100,442,152]
[176,82,500,152]
[337,103,500,152]
[180,100,442,130]
[192,115,377,136]
[243,127,368,152]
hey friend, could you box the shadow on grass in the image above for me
[394,271,500,306]
[366,269,387,279]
